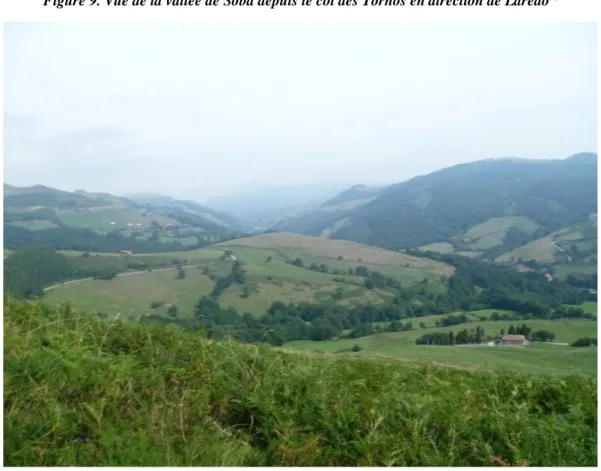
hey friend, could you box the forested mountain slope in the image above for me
[274,185,382,236]
[273,153,597,254]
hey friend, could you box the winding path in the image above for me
[551,240,572,262]
[44,264,201,292]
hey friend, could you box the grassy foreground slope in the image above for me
[3,297,597,466]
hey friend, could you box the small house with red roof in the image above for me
[501,334,527,346]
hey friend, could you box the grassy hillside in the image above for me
[43,233,454,318]
[217,232,454,276]
[128,193,245,230]
[45,266,216,319]
[3,183,245,252]
[420,216,542,254]
[56,207,179,231]
[4,297,597,466]
[497,216,597,268]
[496,235,557,264]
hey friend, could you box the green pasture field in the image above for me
[285,338,597,377]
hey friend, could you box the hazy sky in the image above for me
[4,22,597,201]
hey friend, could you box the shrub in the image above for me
[531,330,556,342]
[96,270,118,280]
[167,305,179,317]
[571,337,598,347]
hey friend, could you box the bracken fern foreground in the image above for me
[3,296,597,466]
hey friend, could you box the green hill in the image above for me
[496,216,597,268]
[128,193,246,231]
[3,296,597,466]
[40,233,454,319]
[4,184,247,253]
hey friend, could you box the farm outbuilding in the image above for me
[501,334,527,346]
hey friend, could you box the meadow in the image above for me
[56,207,178,231]
[555,264,599,279]
[419,216,541,255]
[216,232,455,277]
[459,216,540,251]
[45,253,389,318]
[285,340,597,377]
[566,301,598,316]
[4,296,597,466]
[45,234,455,317]
[496,236,557,264]
[12,219,60,231]
[284,313,598,375]
[46,267,215,319]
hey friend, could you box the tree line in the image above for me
[416,326,488,346]
[404,251,592,317]
[415,323,557,346]
[210,260,246,298]
[3,247,73,298]
[4,224,192,253]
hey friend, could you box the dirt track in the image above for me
[44,264,200,292]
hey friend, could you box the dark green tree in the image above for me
[167,305,179,318]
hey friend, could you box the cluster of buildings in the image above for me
[516,265,553,281]
[109,222,143,227]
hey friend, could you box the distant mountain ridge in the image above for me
[272,153,598,263]
[320,185,382,207]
